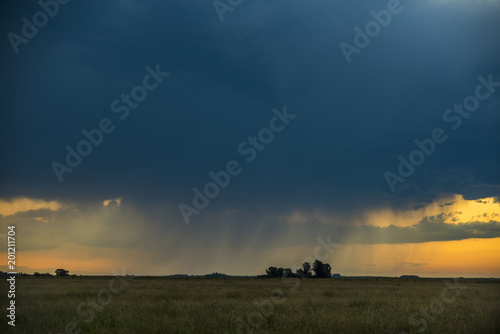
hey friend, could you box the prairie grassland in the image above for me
[1,277,499,333]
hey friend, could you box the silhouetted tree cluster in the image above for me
[266,260,332,278]
[266,267,282,278]
[296,262,312,278]
[266,267,300,278]
[312,260,331,278]
[55,269,69,276]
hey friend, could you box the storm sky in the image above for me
[0,0,499,277]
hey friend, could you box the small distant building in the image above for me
[331,273,342,278]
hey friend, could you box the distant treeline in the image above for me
[265,259,332,278]
[1,269,76,277]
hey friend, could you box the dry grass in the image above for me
[1,277,499,333]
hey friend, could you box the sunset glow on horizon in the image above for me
[1,194,498,277]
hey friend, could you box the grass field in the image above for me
[1,277,499,333]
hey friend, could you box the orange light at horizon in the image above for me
[332,237,500,277]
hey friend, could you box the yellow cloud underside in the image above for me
[282,194,499,227]
[360,194,500,227]
[103,198,122,207]
[0,198,62,217]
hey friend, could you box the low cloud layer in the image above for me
[1,196,498,275]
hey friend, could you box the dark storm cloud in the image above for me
[1,0,499,222]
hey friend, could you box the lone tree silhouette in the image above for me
[55,269,69,276]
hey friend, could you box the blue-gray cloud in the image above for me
[0,0,499,226]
